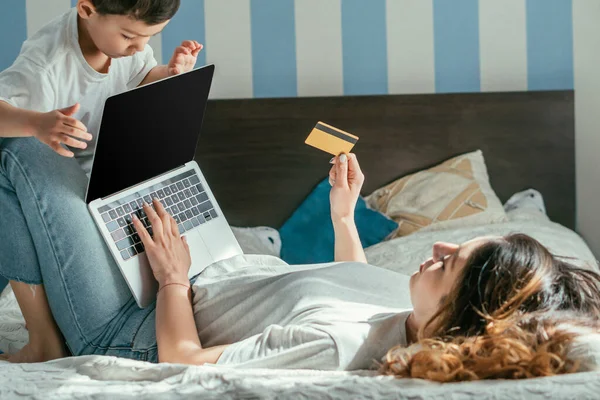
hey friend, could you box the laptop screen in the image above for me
[85,64,215,203]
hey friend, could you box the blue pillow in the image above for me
[0,276,7,294]
[279,178,398,264]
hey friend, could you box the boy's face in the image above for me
[77,1,168,58]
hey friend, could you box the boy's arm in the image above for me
[138,65,170,87]
[0,101,90,157]
[138,41,203,87]
[0,101,39,138]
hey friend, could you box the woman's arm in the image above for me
[156,281,229,365]
[133,199,229,365]
[332,217,367,263]
[329,153,367,263]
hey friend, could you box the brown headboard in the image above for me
[194,91,574,230]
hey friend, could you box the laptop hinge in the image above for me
[101,164,187,201]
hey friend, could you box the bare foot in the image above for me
[3,341,68,363]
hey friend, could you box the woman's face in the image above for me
[409,236,495,327]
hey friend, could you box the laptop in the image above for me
[86,64,242,308]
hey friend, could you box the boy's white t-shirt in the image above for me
[193,257,413,370]
[0,8,157,176]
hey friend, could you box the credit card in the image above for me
[304,122,359,156]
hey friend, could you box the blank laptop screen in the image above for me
[85,65,214,203]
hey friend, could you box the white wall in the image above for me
[574,0,600,257]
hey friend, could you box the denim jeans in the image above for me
[0,137,158,362]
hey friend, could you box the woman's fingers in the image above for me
[143,201,163,238]
[347,153,362,174]
[152,198,173,233]
[170,216,179,237]
[152,197,165,214]
[329,164,337,186]
[347,153,364,186]
[132,214,153,246]
[330,153,362,187]
[334,153,349,189]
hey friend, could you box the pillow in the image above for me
[0,276,7,296]
[365,150,506,238]
[279,178,398,264]
[504,188,550,223]
[231,226,282,257]
[365,214,598,277]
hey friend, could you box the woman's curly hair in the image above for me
[380,234,600,382]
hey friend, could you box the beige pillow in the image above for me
[365,150,506,238]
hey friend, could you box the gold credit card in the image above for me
[304,122,359,156]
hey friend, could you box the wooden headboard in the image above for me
[194,91,574,230]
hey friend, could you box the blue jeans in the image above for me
[0,137,158,362]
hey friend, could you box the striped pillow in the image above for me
[365,150,506,238]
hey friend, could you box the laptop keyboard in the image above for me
[96,170,219,261]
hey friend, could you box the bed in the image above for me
[3,90,600,399]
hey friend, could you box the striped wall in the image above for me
[0,0,573,99]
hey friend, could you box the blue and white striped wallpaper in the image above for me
[0,0,573,99]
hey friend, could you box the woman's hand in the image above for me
[132,198,191,287]
[329,153,364,222]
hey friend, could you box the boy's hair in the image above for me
[91,0,180,25]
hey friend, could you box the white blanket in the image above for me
[1,209,599,399]
[1,354,600,399]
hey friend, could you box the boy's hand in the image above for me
[167,41,203,76]
[33,103,92,158]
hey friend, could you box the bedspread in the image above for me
[1,354,600,399]
[1,215,598,399]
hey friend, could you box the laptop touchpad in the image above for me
[187,231,214,274]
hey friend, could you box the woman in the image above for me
[1,139,599,381]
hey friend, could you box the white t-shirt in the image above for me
[0,8,157,176]
[192,257,413,370]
